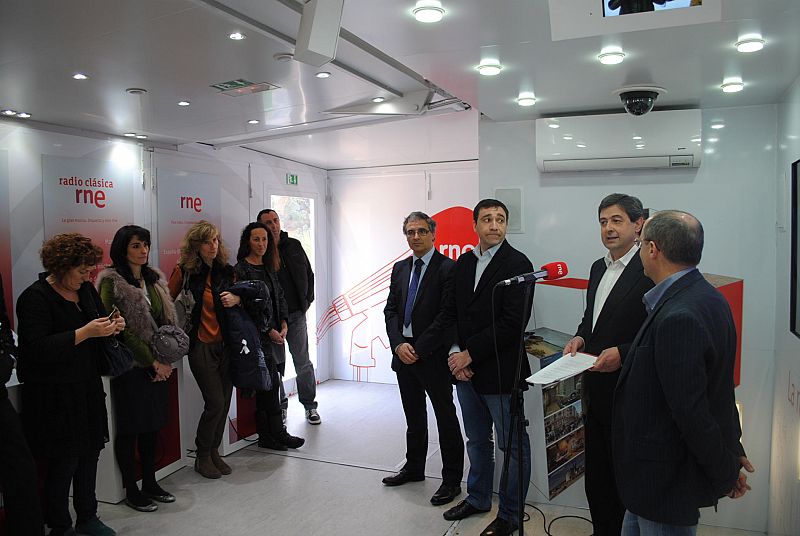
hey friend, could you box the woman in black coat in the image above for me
[234,222,303,450]
[16,233,124,536]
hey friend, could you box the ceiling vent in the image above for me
[535,109,702,172]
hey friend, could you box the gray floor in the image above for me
[95,380,762,536]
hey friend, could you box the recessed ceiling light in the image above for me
[229,32,246,40]
[135,134,147,139]
[705,147,715,154]
[412,0,445,23]
[315,71,331,79]
[547,121,559,128]
[576,143,587,148]
[735,35,764,53]
[123,133,137,137]
[16,112,31,118]
[477,59,502,76]
[691,137,701,143]
[635,143,645,148]
[273,53,294,63]
[721,78,744,93]
[562,135,573,141]
[710,122,725,129]
[178,101,190,106]
[126,88,148,95]
[517,92,536,107]
[552,152,561,156]
[247,119,260,125]
[707,137,719,143]
[371,97,386,103]
[1,110,16,116]
[72,73,88,80]
[632,135,643,140]
[598,46,625,65]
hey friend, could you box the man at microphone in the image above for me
[562,193,653,536]
[442,199,533,536]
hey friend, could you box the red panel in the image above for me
[715,280,744,387]
[230,389,257,442]
[539,277,589,290]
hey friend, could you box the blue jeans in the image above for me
[456,381,530,523]
[622,511,698,536]
[273,310,318,410]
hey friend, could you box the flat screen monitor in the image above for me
[603,0,699,17]
[791,159,800,339]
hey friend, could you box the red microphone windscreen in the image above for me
[542,261,568,280]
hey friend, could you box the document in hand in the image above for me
[526,352,596,385]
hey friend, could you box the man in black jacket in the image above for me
[382,211,463,506]
[563,193,653,536]
[0,274,45,535]
[258,209,320,424]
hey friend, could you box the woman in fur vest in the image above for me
[96,225,177,512]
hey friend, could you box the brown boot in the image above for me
[194,455,221,479]
[210,449,232,475]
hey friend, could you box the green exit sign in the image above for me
[286,173,299,185]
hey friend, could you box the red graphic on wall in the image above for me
[317,206,478,381]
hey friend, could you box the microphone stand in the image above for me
[499,279,535,535]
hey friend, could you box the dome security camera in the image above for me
[613,86,667,117]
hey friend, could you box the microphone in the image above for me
[496,261,568,286]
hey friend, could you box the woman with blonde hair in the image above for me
[168,220,238,479]
[97,225,177,511]
[16,233,123,536]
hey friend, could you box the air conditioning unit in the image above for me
[535,109,702,172]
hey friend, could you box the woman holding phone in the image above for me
[97,225,177,512]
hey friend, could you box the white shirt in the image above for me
[592,244,640,331]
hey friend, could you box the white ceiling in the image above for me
[1,0,799,169]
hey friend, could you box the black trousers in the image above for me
[114,431,158,496]
[396,352,464,485]
[0,396,45,535]
[44,450,101,533]
[584,410,625,536]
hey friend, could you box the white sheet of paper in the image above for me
[526,352,597,385]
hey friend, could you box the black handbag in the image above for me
[98,336,134,377]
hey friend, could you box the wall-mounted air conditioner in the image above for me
[535,109,702,172]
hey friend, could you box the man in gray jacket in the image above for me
[258,209,320,424]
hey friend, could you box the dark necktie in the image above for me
[403,258,424,328]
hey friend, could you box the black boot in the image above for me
[257,410,288,451]
[270,414,305,449]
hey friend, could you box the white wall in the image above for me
[479,105,777,532]
[770,74,800,536]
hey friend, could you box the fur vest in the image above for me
[96,267,178,344]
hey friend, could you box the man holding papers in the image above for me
[563,193,653,536]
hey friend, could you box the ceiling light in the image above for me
[735,35,764,53]
[635,143,645,148]
[598,46,625,65]
[710,122,725,129]
[72,73,88,80]
[562,135,573,141]
[632,135,642,140]
[371,97,386,103]
[273,53,294,63]
[412,0,445,23]
[552,152,561,156]
[517,92,536,107]
[721,78,744,93]
[707,137,719,143]
[229,32,246,40]
[16,112,31,118]
[247,119,260,125]
[178,101,190,106]
[126,88,148,95]
[123,133,137,137]
[704,148,715,154]
[1,110,16,116]
[135,134,147,139]
[315,71,331,79]
[477,59,502,76]
[576,143,587,148]
[691,137,701,143]
[547,121,559,128]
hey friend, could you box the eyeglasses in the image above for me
[404,228,431,237]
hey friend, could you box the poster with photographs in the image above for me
[542,374,586,499]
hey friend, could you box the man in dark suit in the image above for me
[563,193,653,536]
[613,210,754,534]
[382,211,464,507]
[443,199,533,536]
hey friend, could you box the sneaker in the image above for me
[75,516,116,536]
[305,408,321,425]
